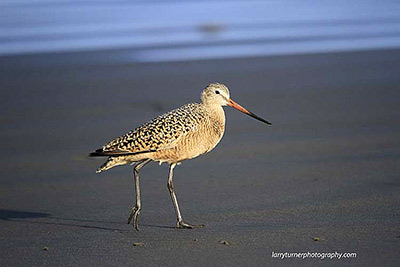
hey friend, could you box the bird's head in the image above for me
[201,82,230,106]
[201,82,271,125]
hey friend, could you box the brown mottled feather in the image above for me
[102,103,207,155]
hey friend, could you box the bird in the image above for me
[89,82,271,230]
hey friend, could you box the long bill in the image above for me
[227,99,272,125]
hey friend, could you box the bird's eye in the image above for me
[215,90,220,94]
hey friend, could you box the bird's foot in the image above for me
[175,221,204,229]
[127,206,141,231]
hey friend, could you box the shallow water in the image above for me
[2,0,400,63]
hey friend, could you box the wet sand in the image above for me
[1,49,400,266]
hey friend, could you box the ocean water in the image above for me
[1,0,400,63]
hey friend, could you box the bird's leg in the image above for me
[127,158,151,231]
[167,163,204,229]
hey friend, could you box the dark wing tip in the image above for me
[89,148,106,157]
[89,148,157,157]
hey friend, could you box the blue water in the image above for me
[1,0,400,62]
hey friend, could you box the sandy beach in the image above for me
[1,49,399,266]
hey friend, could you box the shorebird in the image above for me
[90,82,271,230]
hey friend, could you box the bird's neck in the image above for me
[205,104,225,125]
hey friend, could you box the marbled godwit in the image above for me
[90,82,271,230]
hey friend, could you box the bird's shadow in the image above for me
[0,209,173,231]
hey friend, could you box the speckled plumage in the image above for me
[104,103,207,154]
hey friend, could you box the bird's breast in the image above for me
[149,104,226,164]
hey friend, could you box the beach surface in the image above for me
[1,49,400,266]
